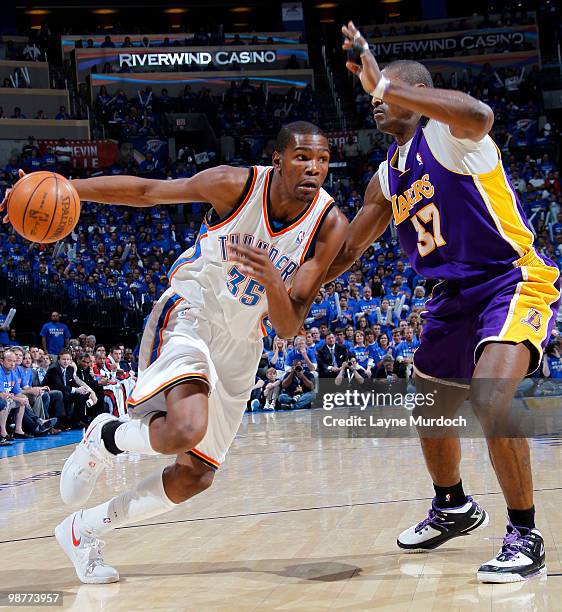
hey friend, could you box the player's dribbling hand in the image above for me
[0,169,26,224]
[228,244,278,288]
[341,21,381,95]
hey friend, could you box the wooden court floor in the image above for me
[1,410,561,611]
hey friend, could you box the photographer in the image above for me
[278,359,316,410]
[335,356,368,388]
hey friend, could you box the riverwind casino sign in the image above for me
[119,49,277,68]
[74,44,308,83]
[366,22,539,75]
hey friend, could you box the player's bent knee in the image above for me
[157,422,207,454]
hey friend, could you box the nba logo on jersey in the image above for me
[521,308,542,332]
[296,230,305,245]
[416,152,423,165]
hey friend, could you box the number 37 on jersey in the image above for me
[390,173,446,257]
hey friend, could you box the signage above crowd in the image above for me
[369,25,538,60]
[74,45,309,82]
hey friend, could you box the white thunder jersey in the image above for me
[168,165,335,341]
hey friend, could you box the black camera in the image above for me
[295,365,303,373]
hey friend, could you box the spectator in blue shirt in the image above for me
[39,311,71,357]
[355,285,380,321]
[395,327,421,364]
[286,335,317,373]
[330,295,355,329]
[369,332,393,368]
[542,340,562,378]
[306,294,331,329]
[0,350,32,441]
[268,336,288,375]
[351,330,373,374]
[371,299,399,334]
[411,286,427,311]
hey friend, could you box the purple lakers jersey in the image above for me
[387,122,539,282]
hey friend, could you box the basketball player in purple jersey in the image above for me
[328,22,561,583]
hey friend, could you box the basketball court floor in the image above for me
[1,410,561,611]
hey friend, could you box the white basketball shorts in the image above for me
[127,288,263,468]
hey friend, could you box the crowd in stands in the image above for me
[0,313,138,446]
[93,82,319,146]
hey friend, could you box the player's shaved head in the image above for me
[275,121,327,152]
[384,60,433,88]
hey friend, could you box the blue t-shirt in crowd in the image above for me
[547,355,562,378]
[355,297,380,319]
[39,322,71,355]
[286,347,317,371]
[351,345,371,368]
[0,367,22,394]
[268,350,288,373]
[307,300,331,327]
[395,338,421,360]
[17,366,33,388]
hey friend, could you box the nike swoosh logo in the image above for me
[71,515,81,547]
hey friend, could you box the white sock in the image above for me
[113,418,159,455]
[77,468,177,538]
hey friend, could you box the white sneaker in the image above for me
[60,413,119,507]
[263,402,274,411]
[477,525,546,583]
[397,496,488,552]
[55,512,119,584]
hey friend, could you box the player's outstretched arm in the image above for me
[342,21,494,141]
[71,165,250,217]
[325,172,392,282]
[229,208,348,338]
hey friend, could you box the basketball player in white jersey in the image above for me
[44,122,347,583]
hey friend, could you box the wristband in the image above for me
[370,74,390,101]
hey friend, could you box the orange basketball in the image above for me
[7,171,80,243]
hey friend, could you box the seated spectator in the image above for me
[286,335,317,373]
[335,356,368,388]
[394,326,420,365]
[278,360,316,410]
[42,349,90,429]
[351,330,373,376]
[542,339,562,378]
[0,350,33,441]
[18,350,51,418]
[119,347,137,374]
[317,332,349,378]
[268,336,288,374]
[55,105,70,120]
[76,353,106,418]
[11,107,26,119]
[249,367,281,411]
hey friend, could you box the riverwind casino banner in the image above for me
[364,21,540,76]
[74,45,309,84]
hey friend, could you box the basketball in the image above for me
[7,171,80,243]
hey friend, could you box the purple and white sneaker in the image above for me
[397,496,489,552]
[477,524,546,583]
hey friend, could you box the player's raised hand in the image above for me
[228,244,279,289]
[342,21,382,96]
[0,169,26,224]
